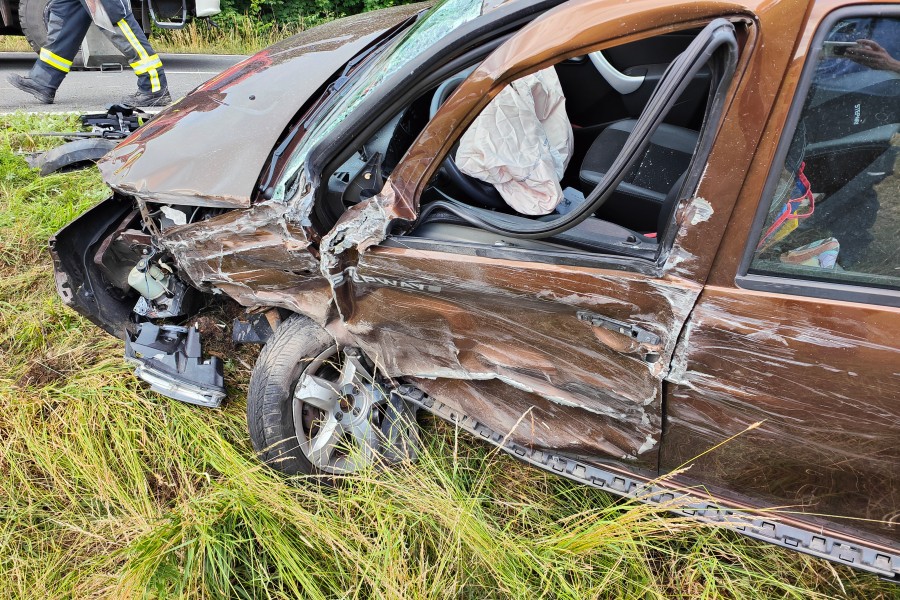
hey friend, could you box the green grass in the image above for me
[0,15,321,56]
[151,16,318,55]
[1,113,898,599]
[0,9,398,55]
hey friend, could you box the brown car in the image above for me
[49,0,899,580]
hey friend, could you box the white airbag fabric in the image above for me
[456,67,573,215]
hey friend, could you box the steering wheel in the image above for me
[429,72,508,210]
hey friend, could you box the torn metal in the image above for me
[46,0,900,579]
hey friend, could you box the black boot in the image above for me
[121,88,172,107]
[8,74,55,104]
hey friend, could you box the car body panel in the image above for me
[98,4,428,208]
[46,0,900,577]
[346,246,698,467]
[314,1,755,469]
[663,286,900,544]
[660,0,900,545]
[158,204,335,324]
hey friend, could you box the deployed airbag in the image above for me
[456,67,573,215]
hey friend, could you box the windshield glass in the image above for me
[272,0,486,202]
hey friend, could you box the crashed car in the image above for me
[49,0,899,580]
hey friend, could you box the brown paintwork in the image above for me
[99,3,430,208]
[345,245,699,466]
[160,204,335,325]
[317,0,761,469]
[659,0,900,545]
[662,287,900,543]
[59,0,900,574]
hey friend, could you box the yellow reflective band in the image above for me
[39,48,71,73]
[129,54,163,74]
[148,69,161,92]
[116,19,150,60]
[117,20,161,91]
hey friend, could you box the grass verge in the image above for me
[151,15,320,55]
[1,113,898,599]
[0,15,319,56]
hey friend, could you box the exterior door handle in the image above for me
[577,311,662,363]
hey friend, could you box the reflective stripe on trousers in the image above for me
[116,18,161,92]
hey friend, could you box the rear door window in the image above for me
[748,16,899,291]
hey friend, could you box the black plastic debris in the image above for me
[125,323,225,408]
[27,105,150,175]
[232,310,283,345]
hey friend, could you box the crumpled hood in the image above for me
[99,3,429,208]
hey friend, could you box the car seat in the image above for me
[579,119,698,232]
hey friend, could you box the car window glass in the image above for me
[748,16,900,290]
[273,0,486,202]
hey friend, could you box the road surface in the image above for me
[0,52,246,113]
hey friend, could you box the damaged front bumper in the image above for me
[49,196,137,337]
[125,323,226,408]
[50,199,227,407]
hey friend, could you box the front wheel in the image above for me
[247,314,418,477]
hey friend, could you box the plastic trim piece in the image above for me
[588,51,645,94]
[396,384,900,581]
[125,323,225,408]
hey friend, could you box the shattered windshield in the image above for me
[273,0,486,202]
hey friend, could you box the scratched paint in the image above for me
[661,287,900,544]
[686,197,714,225]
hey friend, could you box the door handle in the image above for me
[587,51,645,95]
[577,311,661,363]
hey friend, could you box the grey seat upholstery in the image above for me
[579,119,698,232]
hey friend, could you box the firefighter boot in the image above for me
[121,88,172,107]
[8,74,56,104]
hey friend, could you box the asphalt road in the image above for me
[0,52,246,113]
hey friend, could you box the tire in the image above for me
[248,314,420,477]
[18,0,48,54]
[247,314,335,476]
[17,0,137,59]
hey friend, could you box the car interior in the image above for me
[318,27,724,260]
[748,17,900,288]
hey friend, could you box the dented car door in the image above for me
[319,3,754,471]
[344,248,693,469]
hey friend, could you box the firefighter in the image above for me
[7,0,170,106]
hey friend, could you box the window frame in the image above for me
[303,0,565,229]
[399,18,742,272]
[735,5,900,308]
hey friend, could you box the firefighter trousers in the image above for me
[29,0,167,94]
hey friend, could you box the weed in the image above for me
[0,114,897,599]
[152,15,317,55]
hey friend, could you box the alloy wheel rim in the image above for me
[291,347,385,474]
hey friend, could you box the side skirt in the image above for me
[395,384,900,581]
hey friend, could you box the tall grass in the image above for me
[1,113,897,599]
[0,37,31,53]
[152,15,318,55]
[0,15,315,56]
